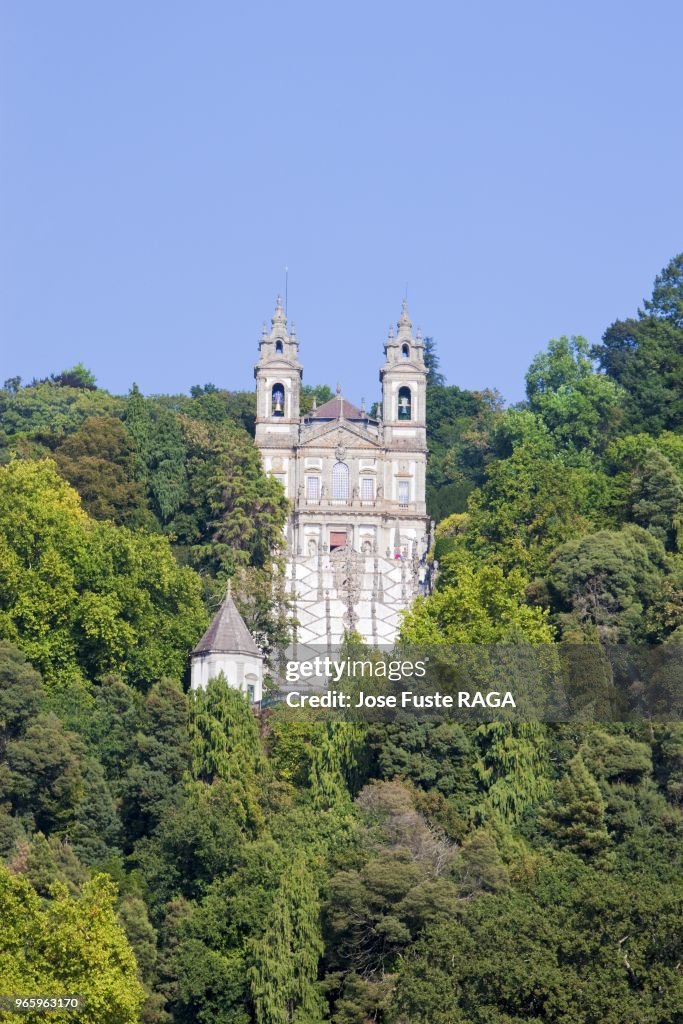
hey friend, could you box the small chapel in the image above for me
[254,296,432,646]
[190,586,264,703]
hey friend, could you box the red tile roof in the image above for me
[310,397,365,420]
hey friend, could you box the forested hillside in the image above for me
[0,256,682,1023]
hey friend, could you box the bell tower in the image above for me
[255,295,302,442]
[254,296,302,499]
[380,300,427,449]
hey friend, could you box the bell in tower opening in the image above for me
[398,386,412,420]
[271,384,285,417]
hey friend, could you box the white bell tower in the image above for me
[380,300,427,449]
[254,296,302,498]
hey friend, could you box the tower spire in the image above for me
[397,299,413,341]
[272,294,287,331]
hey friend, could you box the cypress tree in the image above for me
[545,754,613,864]
[249,849,325,1024]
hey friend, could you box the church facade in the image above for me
[254,297,432,646]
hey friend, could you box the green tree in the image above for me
[425,385,501,519]
[422,337,445,387]
[641,252,683,327]
[69,757,122,864]
[0,459,206,688]
[77,676,143,794]
[133,779,250,907]
[400,560,554,644]
[187,421,289,575]
[393,851,683,1024]
[525,335,625,450]
[169,837,286,1023]
[0,644,44,751]
[188,679,265,835]
[452,826,510,894]
[0,380,124,451]
[249,849,325,1024]
[118,895,166,1024]
[12,831,89,896]
[370,720,476,808]
[593,255,683,434]
[543,754,613,863]
[186,385,257,435]
[121,680,191,843]
[124,386,188,524]
[547,525,669,641]
[0,866,145,1024]
[628,448,683,550]
[4,713,84,833]
[52,363,97,390]
[54,416,153,527]
[462,412,609,575]
[300,385,334,415]
[474,722,552,823]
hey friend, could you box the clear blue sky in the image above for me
[1,1,681,404]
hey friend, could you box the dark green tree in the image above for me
[593,255,683,433]
[249,849,325,1024]
[4,713,84,833]
[547,525,669,641]
[423,337,446,387]
[188,679,266,836]
[641,252,683,327]
[543,754,613,863]
[628,448,683,550]
[52,363,97,390]
[121,679,191,843]
[300,384,334,414]
[53,416,153,527]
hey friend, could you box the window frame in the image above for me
[332,462,350,500]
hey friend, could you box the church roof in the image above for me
[310,396,366,420]
[192,593,262,658]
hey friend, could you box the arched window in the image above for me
[398,386,412,420]
[275,339,284,354]
[271,383,285,417]
[332,462,349,500]
[401,343,410,359]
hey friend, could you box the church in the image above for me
[254,296,432,646]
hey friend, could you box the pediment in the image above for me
[382,360,424,374]
[298,420,381,450]
[258,356,302,370]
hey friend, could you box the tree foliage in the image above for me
[0,253,681,1024]
[0,866,145,1024]
[0,459,206,688]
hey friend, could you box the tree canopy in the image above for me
[0,252,681,1024]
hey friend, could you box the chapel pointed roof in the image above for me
[192,590,261,658]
